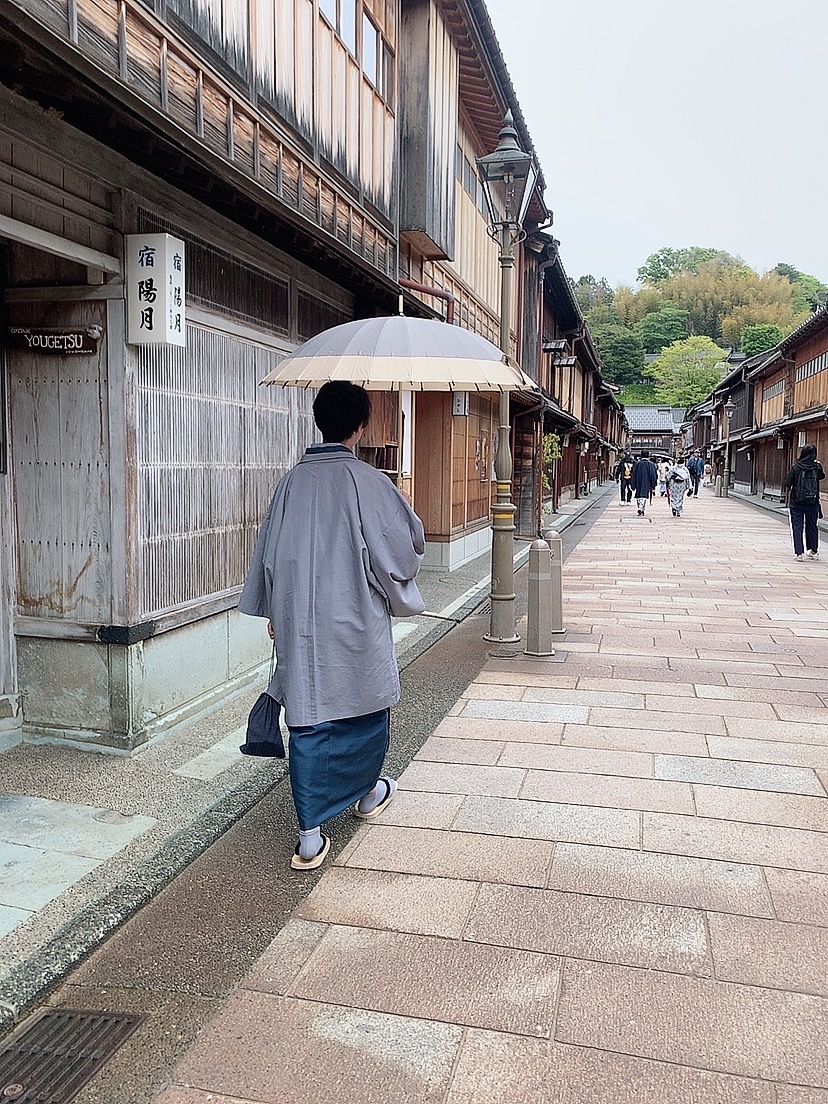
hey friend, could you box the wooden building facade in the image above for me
[0,0,612,750]
[683,307,828,503]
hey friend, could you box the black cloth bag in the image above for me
[239,644,286,758]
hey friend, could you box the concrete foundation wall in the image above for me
[423,523,491,572]
[17,608,269,753]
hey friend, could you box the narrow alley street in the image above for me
[140,489,828,1103]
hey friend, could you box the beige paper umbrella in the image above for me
[260,314,538,392]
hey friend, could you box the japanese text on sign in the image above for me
[126,234,186,346]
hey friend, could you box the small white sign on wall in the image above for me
[452,391,470,416]
[126,233,186,346]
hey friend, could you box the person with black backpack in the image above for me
[785,444,825,561]
[614,452,635,504]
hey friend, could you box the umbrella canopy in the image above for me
[260,315,538,392]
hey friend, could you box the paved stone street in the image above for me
[152,489,828,1102]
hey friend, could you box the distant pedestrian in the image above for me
[702,459,713,487]
[657,459,670,497]
[614,452,635,504]
[666,457,692,517]
[785,444,824,561]
[239,381,425,871]
[632,450,658,516]
[687,450,704,497]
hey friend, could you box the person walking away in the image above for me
[667,457,692,517]
[239,381,425,871]
[687,450,704,497]
[614,452,635,504]
[632,450,658,516]
[785,443,824,561]
[657,459,670,497]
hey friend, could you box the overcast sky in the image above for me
[484,0,828,288]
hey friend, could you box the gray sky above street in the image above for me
[484,0,827,288]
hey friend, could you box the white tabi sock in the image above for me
[357,778,396,814]
[298,826,323,859]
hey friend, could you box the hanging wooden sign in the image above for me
[6,327,101,354]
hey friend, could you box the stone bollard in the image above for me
[543,528,565,636]
[525,538,555,657]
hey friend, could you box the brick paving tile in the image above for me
[774,704,828,725]
[461,682,525,700]
[453,794,640,848]
[707,913,828,996]
[288,925,560,1036]
[365,789,465,829]
[548,843,774,917]
[556,959,828,1085]
[295,868,478,939]
[242,918,328,997]
[465,883,710,975]
[765,868,828,926]
[171,992,461,1103]
[459,698,589,724]
[693,784,828,832]
[644,695,775,720]
[669,658,780,677]
[522,687,645,708]
[520,770,694,815]
[654,754,825,796]
[342,824,553,886]
[415,736,505,765]
[587,706,727,736]
[498,741,653,778]
[577,676,696,697]
[776,1086,828,1103]
[444,1034,772,1104]
[725,717,828,745]
[726,671,828,691]
[476,670,579,688]
[399,761,526,798]
[695,683,825,707]
[708,734,828,772]
[433,715,564,743]
[562,725,709,756]
[643,811,828,874]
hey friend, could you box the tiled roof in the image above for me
[624,406,686,431]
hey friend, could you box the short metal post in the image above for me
[543,528,565,635]
[525,538,554,657]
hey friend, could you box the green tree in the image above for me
[571,274,614,316]
[649,336,728,406]
[637,246,732,284]
[588,324,645,385]
[635,301,690,353]
[739,323,785,357]
[772,263,828,313]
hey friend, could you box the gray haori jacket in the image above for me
[239,443,425,727]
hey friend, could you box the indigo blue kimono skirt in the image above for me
[288,708,390,829]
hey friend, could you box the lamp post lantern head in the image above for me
[476,112,537,229]
[724,398,736,422]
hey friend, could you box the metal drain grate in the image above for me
[0,1009,145,1103]
[477,602,492,616]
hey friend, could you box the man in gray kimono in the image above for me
[239,380,425,870]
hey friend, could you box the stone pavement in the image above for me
[154,487,828,1103]
[0,490,600,1028]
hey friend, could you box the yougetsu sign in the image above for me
[7,328,100,354]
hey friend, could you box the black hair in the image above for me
[313,381,372,442]
[640,449,650,458]
[800,443,817,461]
